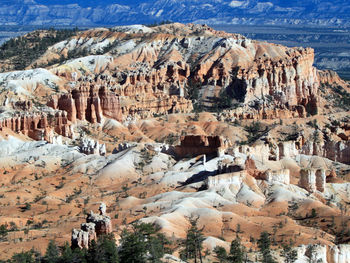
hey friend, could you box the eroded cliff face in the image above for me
[0,111,73,142]
[25,23,327,121]
[317,69,349,88]
[48,83,123,123]
[195,45,318,112]
[0,23,347,128]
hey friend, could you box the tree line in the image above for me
[0,220,298,263]
[0,28,78,70]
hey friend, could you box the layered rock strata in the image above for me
[48,84,122,123]
[48,78,192,123]
[39,24,331,121]
[0,112,73,142]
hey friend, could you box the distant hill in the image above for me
[0,0,349,27]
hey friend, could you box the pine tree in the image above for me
[257,232,276,263]
[228,237,244,263]
[95,234,119,263]
[10,249,41,263]
[119,222,168,263]
[280,244,297,263]
[180,218,205,263]
[119,228,147,263]
[214,246,228,263]
[44,240,60,263]
[59,242,86,263]
[0,224,8,241]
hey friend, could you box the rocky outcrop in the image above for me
[206,171,244,188]
[327,170,338,183]
[71,222,97,250]
[244,157,266,180]
[79,137,106,156]
[296,244,350,263]
[265,169,290,185]
[192,44,320,117]
[299,169,316,193]
[71,228,91,250]
[271,132,350,165]
[329,244,350,263]
[48,84,122,123]
[174,135,229,159]
[317,69,349,88]
[0,112,73,142]
[48,75,192,122]
[301,140,350,165]
[299,168,326,193]
[71,203,112,249]
[220,104,307,121]
[217,158,243,174]
[315,169,326,192]
[86,204,112,236]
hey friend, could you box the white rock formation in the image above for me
[265,169,290,185]
[299,168,327,193]
[299,168,317,193]
[295,244,350,263]
[80,137,106,156]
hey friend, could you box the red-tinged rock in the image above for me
[174,135,228,159]
[0,112,73,142]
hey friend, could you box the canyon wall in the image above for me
[48,84,122,123]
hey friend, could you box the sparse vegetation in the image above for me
[280,244,298,263]
[324,85,350,111]
[21,202,32,212]
[0,28,78,70]
[145,20,173,27]
[258,232,277,263]
[0,224,8,241]
[240,121,269,145]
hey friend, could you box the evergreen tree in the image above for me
[44,240,60,263]
[119,222,168,263]
[257,232,276,263]
[59,242,86,263]
[119,227,148,263]
[180,218,205,263]
[10,249,41,263]
[228,237,244,263]
[214,246,228,263]
[89,234,119,263]
[280,244,297,263]
[0,224,8,241]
